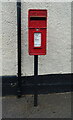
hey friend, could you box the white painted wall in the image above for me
[0,1,2,77]
[1,2,71,76]
[2,2,17,76]
[0,2,2,119]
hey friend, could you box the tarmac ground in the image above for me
[2,92,71,118]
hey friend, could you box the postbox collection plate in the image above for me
[34,33,41,47]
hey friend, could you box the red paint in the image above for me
[28,9,47,55]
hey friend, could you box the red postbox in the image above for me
[28,9,47,55]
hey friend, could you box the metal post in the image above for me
[34,55,38,106]
[17,1,22,98]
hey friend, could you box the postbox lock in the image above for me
[36,28,39,31]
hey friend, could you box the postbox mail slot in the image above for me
[30,16,46,20]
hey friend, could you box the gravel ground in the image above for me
[2,92,71,118]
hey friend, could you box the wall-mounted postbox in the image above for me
[28,9,47,55]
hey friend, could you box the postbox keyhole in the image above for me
[36,28,39,31]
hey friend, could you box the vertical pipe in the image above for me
[34,55,38,106]
[17,1,22,97]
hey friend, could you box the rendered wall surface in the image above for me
[0,2,2,76]
[2,2,17,76]
[71,2,73,74]
[1,2,71,76]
